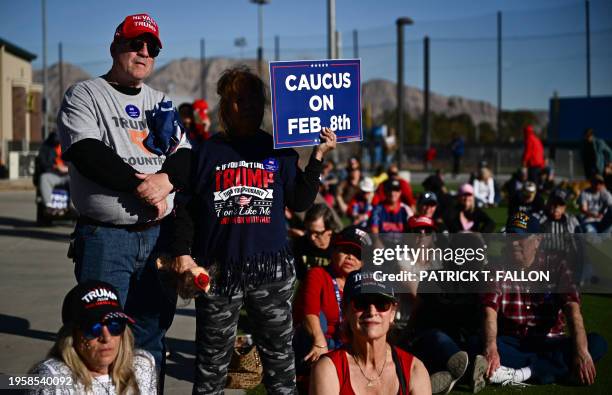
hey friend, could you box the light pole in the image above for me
[200,38,206,99]
[586,0,591,97]
[42,0,48,140]
[423,36,430,152]
[396,17,413,169]
[328,0,336,59]
[250,0,270,75]
[497,11,502,139]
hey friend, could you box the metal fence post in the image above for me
[569,150,575,180]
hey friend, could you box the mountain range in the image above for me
[35,57,547,130]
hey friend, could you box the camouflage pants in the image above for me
[193,266,297,395]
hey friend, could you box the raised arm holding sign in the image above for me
[170,66,337,394]
[269,59,362,149]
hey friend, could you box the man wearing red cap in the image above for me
[370,179,414,234]
[522,125,545,183]
[57,13,191,374]
[192,98,211,140]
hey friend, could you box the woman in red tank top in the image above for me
[310,271,431,394]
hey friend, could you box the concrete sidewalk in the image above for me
[0,190,244,394]
[0,178,34,191]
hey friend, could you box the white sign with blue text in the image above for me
[269,59,362,149]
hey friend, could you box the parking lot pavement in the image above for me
[0,191,245,394]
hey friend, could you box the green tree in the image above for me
[501,111,540,141]
[377,110,421,145]
[477,121,496,143]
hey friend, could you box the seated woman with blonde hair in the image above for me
[310,271,430,394]
[28,281,157,394]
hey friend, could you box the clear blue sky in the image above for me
[1,0,611,110]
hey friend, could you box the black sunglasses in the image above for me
[351,296,393,313]
[124,38,161,58]
[82,319,127,340]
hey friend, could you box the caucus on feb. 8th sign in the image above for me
[269,59,362,149]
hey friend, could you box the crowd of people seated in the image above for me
[288,154,609,394]
[35,13,609,394]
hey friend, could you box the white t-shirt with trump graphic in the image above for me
[58,77,190,224]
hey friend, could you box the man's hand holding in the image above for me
[136,172,173,205]
[57,164,69,174]
[153,200,167,219]
[173,255,198,274]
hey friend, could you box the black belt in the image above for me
[78,216,162,232]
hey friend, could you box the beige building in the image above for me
[0,38,42,166]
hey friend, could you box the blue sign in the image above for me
[125,104,141,118]
[269,59,362,149]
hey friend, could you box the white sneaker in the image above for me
[488,366,516,384]
[489,366,530,386]
[501,380,530,388]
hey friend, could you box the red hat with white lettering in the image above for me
[407,215,436,231]
[62,280,134,328]
[114,13,162,48]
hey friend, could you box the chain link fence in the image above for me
[17,0,612,178]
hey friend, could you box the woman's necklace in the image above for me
[93,376,114,395]
[353,346,388,387]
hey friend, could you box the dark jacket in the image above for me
[444,204,496,233]
[34,132,62,185]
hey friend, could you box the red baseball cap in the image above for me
[193,99,209,111]
[408,215,436,230]
[114,13,162,48]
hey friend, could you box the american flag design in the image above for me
[237,195,252,206]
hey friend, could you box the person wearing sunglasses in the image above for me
[310,270,431,394]
[292,226,368,392]
[292,203,340,280]
[170,67,336,394]
[28,281,157,394]
[57,13,191,375]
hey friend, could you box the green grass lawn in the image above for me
[446,294,611,395]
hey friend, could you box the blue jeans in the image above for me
[580,210,612,233]
[496,334,608,384]
[581,222,600,234]
[409,329,462,374]
[72,221,176,369]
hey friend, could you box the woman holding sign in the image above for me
[171,66,336,394]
